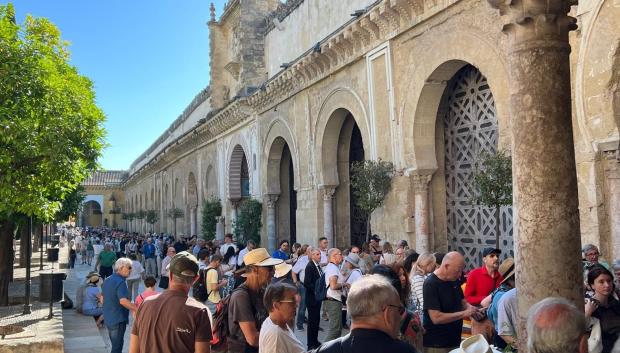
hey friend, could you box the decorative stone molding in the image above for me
[265,194,279,208]
[322,186,337,201]
[410,173,432,193]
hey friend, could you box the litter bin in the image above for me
[47,248,59,262]
[39,271,66,302]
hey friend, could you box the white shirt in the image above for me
[238,247,250,266]
[258,317,305,353]
[161,256,172,277]
[320,249,328,265]
[127,260,145,280]
[292,255,309,283]
[324,263,344,301]
[220,243,237,258]
[93,244,104,258]
[346,268,363,285]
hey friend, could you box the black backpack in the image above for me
[314,272,328,303]
[192,268,215,302]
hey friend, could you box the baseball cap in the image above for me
[167,251,199,279]
[482,247,501,257]
[243,248,283,267]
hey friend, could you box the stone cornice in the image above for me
[246,0,446,114]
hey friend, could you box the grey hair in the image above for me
[582,243,599,255]
[327,248,341,258]
[114,257,132,272]
[347,274,399,319]
[263,282,297,312]
[527,297,587,353]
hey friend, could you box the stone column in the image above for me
[411,173,433,254]
[322,186,336,248]
[215,216,225,242]
[605,150,620,259]
[266,194,279,254]
[488,0,581,342]
[230,200,239,234]
[190,207,197,236]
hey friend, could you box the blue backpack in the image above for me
[314,272,328,303]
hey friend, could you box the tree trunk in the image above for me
[19,221,28,267]
[0,219,16,306]
[366,214,372,243]
[495,205,501,249]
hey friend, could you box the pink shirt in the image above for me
[135,289,159,306]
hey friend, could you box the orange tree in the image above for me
[0,4,106,305]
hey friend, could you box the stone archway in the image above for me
[228,144,250,232]
[82,200,103,227]
[265,136,298,252]
[188,172,198,236]
[441,64,513,269]
[319,108,367,248]
[205,164,217,199]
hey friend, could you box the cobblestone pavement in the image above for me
[63,253,342,352]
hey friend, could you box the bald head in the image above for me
[436,251,465,281]
[527,297,587,353]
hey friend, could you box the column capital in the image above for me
[216,216,225,223]
[319,185,337,200]
[265,194,279,208]
[410,173,433,193]
[487,0,577,49]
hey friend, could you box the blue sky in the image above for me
[6,0,227,170]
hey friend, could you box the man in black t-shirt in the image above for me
[423,252,479,353]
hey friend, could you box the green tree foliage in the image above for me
[54,185,85,222]
[135,210,146,220]
[471,150,513,248]
[350,159,394,241]
[201,197,222,241]
[233,199,262,246]
[145,209,158,232]
[0,4,106,305]
[167,207,184,236]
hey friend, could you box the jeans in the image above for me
[296,285,306,328]
[107,322,127,353]
[324,299,343,341]
[145,257,157,277]
[126,278,140,300]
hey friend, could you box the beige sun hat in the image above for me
[449,334,502,353]
[243,248,283,267]
[274,262,293,278]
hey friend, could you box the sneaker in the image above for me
[318,327,324,332]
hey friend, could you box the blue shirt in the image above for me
[102,273,130,326]
[82,285,100,311]
[142,243,155,258]
[272,249,288,261]
[488,284,511,331]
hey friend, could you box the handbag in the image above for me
[589,317,603,353]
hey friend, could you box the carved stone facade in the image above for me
[87,0,618,320]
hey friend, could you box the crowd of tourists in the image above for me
[65,226,620,353]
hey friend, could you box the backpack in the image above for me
[192,268,215,302]
[210,284,255,350]
[314,272,328,303]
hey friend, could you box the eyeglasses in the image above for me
[386,304,405,315]
[126,266,132,270]
[278,300,296,303]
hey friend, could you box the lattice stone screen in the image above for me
[443,65,514,270]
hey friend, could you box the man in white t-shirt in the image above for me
[92,239,104,268]
[237,240,256,267]
[324,247,346,341]
[291,246,312,330]
[259,282,305,353]
[318,237,328,266]
[220,234,237,258]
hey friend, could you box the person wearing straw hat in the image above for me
[81,271,105,328]
[228,248,283,353]
[448,334,502,353]
[129,251,212,353]
[274,262,294,285]
[487,258,515,350]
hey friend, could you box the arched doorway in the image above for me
[266,137,298,247]
[228,144,251,235]
[442,64,513,269]
[82,201,103,227]
[333,111,366,247]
